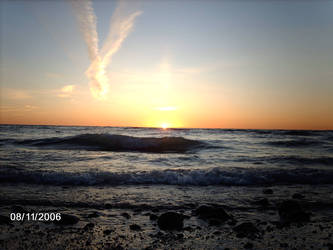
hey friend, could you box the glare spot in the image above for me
[161,123,169,129]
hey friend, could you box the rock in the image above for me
[326,243,333,250]
[54,214,79,225]
[87,211,100,218]
[134,208,142,213]
[155,231,164,237]
[253,198,269,207]
[278,200,310,223]
[266,225,273,232]
[258,221,267,226]
[149,214,158,221]
[105,203,112,209]
[184,226,194,232]
[0,215,11,225]
[185,203,196,209]
[83,223,95,230]
[244,242,253,249]
[182,214,190,219]
[263,189,273,195]
[113,245,124,250]
[228,219,237,226]
[292,193,305,199]
[194,205,230,222]
[121,212,131,219]
[177,233,183,239]
[103,229,113,235]
[233,222,260,238]
[130,224,141,231]
[157,212,184,230]
[209,219,222,226]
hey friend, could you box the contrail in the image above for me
[70,0,141,99]
[70,0,99,61]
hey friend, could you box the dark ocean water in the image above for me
[1,125,333,187]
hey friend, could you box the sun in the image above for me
[161,123,169,129]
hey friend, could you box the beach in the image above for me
[2,0,333,248]
[0,125,333,249]
[1,184,333,249]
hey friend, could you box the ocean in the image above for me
[1,125,333,187]
[1,125,333,249]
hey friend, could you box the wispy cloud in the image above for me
[0,104,38,113]
[24,105,38,111]
[71,0,142,100]
[0,105,21,113]
[58,84,75,98]
[1,88,32,100]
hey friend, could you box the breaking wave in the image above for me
[243,155,333,166]
[1,167,333,186]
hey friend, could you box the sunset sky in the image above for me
[1,0,333,129]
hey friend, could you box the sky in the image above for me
[0,0,333,129]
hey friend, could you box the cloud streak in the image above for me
[1,88,32,100]
[70,0,99,61]
[70,0,141,100]
[58,84,75,98]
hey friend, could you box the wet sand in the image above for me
[1,185,333,249]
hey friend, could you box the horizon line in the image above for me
[0,123,332,131]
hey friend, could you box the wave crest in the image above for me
[1,167,333,186]
[16,133,203,153]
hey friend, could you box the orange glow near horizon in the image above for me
[1,59,333,130]
[161,123,169,129]
[144,114,183,129]
[1,102,333,130]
